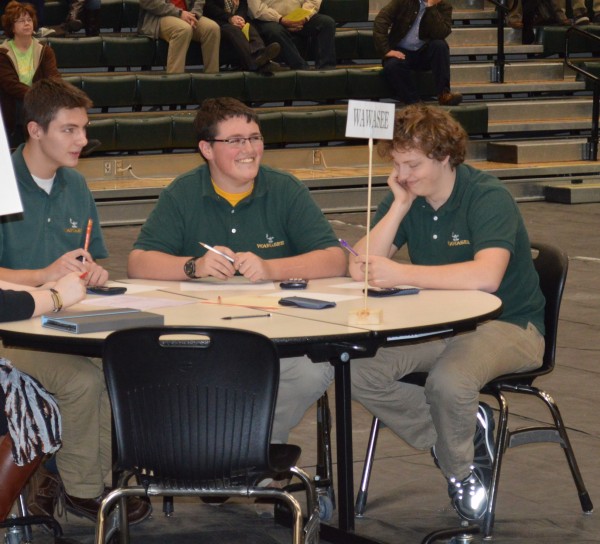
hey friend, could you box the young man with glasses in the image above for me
[128,97,346,453]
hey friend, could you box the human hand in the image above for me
[42,249,90,283]
[196,246,236,279]
[181,10,198,27]
[234,252,271,282]
[53,272,87,308]
[357,255,404,288]
[82,261,109,287]
[385,50,406,60]
[387,169,417,208]
[230,15,245,27]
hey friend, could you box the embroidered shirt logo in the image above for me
[448,232,471,247]
[256,233,285,249]
[65,218,83,234]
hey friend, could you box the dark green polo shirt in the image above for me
[134,163,339,259]
[0,145,108,271]
[374,163,545,334]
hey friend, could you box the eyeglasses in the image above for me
[206,136,264,148]
[15,17,33,24]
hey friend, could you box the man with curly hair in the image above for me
[348,104,545,522]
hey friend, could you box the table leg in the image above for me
[319,355,386,544]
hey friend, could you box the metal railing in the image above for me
[486,0,514,83]
[565,26,600,160]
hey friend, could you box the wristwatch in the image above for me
[184,257,199,279]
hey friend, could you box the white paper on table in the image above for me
[106,281,160,294]
[81,295,196,310]
[180,279,276,291]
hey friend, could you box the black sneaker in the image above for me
[472,402,495,490]
[448,469,488,520]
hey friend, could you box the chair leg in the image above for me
[533,388,594,513]
[316,392,336,511]
[482,391,510,539]
[355,417,381,517]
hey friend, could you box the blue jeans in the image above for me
[253,14,336,70]
[382,39,451,103]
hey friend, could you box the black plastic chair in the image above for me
[98,327,319,544]
[354,242,593,539]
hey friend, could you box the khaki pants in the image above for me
[351,320,544,480]
[272,356,334,444]
[158,15,220,74]
[1,344,111,498]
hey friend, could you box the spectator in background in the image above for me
[204,0,281,73]
[373,0,462,106]
[0,1,60,148]
[138,0,221,73]
[555,0,600,24]
[248,0,336,70]
[59,0,102,36]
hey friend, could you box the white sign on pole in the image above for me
[345,100,395,140]
[0,113,23,218]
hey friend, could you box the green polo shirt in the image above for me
[134,163,339,259]
[0,145,108,271]
[374,163,545,334]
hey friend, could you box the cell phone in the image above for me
[86,286,127,296]
[280,279,308,289]
[365,287,420,297]
[279,296,336,309]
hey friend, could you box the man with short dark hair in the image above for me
[128,97,346,447]
[0,78,151,526]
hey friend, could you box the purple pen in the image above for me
[338,238,359,257]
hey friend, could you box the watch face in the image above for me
[184,258,196,279]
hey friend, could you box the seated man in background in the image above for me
[138,0,221,73]
[349,104,544,521]
[248,0,336,70]
[0,78,151,526]
[373,0,462,106]
[204,0,281,73]
[128,97,346,451]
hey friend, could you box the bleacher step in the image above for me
[452,62,569,83]
[448,27,523,46]
[487,139,588,163]
[545,182,600,203]
[487,99,593,132]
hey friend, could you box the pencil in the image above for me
[82,219,93,264]
[199,242,235,263]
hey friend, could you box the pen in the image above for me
[339,238,359,257]
[199,242,235,263]
[82,219,93,264]
[222,314,272,320]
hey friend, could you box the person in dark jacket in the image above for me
[373,0,462,106]
[204,0,281,73]
[0,1,60,148]
[0,275,86,323]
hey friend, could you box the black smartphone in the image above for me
[365,287,420,297]
[279,296,336,309]
[86,286,127,296]
[280,279,308,289]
